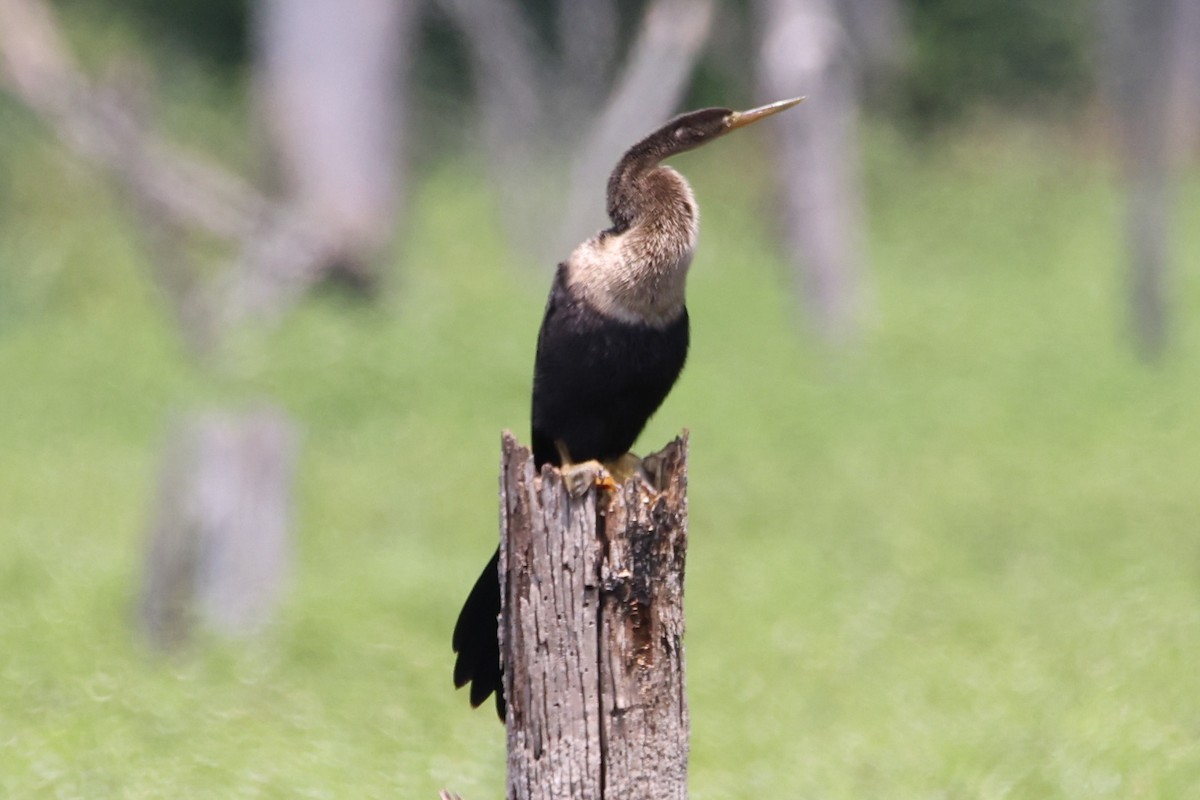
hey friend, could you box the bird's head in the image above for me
[606,95,806,230]
[659,96,805,157]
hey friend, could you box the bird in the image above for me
[452,97,804,720]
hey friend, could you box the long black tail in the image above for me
[452,548,505,720]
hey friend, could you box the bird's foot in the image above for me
[561,459,612,497]
[555,440,618,497]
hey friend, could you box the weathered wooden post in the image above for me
[498,431,690,800]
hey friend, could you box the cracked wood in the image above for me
[500,431,690,800]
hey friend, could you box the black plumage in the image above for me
[530,267,690,468]
[452,97,803,719]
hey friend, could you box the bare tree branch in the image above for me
[434,0,546,155]
[557,0,715,255]
[440,0,716,263]
[0,0,338,352]
[433,0,553,254]
[555,0,620,117]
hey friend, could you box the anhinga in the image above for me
[453,97,804,719]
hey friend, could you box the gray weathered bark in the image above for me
[500,433,690,800]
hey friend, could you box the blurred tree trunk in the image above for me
[0,0,370,646]
[757,0,870,344]
[1100,0,1181,361]
[254,0,419,291]
[140,410,297,647]
[839,0,907,97]
[1166,0,1200,157]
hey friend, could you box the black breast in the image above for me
[530,266,689,468]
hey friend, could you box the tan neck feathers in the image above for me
[565,166,698,328]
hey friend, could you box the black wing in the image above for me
[531,265,689,468]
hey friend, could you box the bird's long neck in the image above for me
[606,149,656,232]
[606,131,689,231]
[614,162,698,287]
[564,161,697,329]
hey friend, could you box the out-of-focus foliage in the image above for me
[57,0,249,68]
[54,0,1100,133]
[901,0,1095,126]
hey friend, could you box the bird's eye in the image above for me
[673,128,689,142]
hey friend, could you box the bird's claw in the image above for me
[561,460,607,498]
[555,441,646,497]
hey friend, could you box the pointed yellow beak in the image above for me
[726,96,805,131]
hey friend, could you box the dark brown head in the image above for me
[606,96,804,229]
[634,97,806,163]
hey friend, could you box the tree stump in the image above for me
[499,431,690,800]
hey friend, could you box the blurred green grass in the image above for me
[2,115,1200,798]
